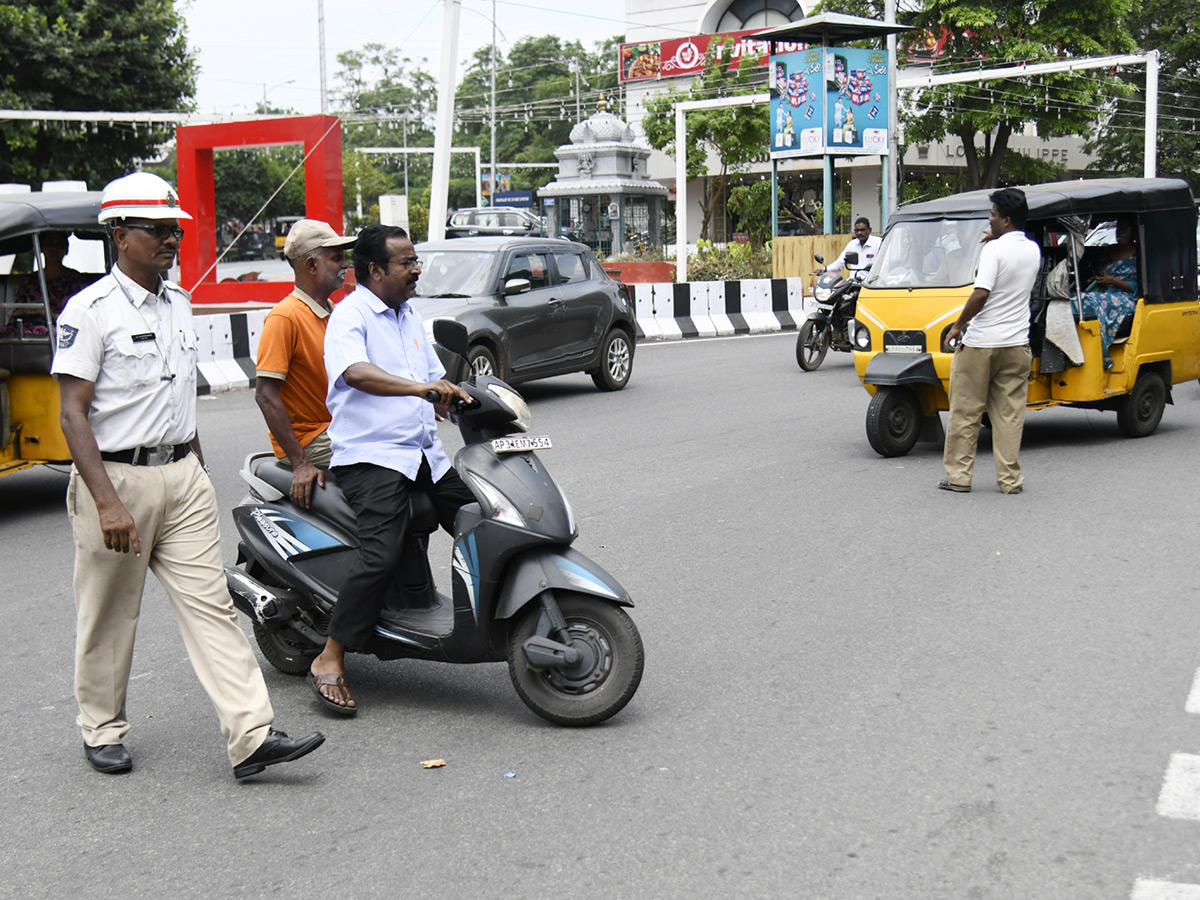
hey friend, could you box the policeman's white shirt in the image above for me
[828,234,882,274]
[51,265,199,451]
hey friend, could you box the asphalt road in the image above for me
[4,334,1200,899]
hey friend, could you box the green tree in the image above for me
[454,34,621,194]
[1085,0,1200,192]
[819,0,1135,189]
[0,0,196,186]
[728,179,782,247]
[641,38,769,240]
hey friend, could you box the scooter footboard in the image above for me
[496,546,632,620]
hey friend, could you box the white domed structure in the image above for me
[538,97,667,256]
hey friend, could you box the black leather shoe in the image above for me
[233,728,325,779]
[84,742,132,774]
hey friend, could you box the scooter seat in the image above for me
[253,459,440,539]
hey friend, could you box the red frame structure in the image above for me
[176,115,343,304]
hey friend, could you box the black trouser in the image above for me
[328,458,475,649]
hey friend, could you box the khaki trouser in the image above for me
[279,428,332,469]
[67,453,273,766]
[943,344,1032,491]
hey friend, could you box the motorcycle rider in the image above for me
[826,217,881,276]
[307,224,474,715]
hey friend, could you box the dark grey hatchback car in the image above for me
[412,237,636,391]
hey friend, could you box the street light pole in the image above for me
[490,0,497,205]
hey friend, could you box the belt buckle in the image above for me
[152,444,173,466]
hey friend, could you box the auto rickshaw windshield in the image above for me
[865,218,990,289]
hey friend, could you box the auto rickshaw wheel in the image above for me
[1116,370,1166,438]
[866,386,921,457]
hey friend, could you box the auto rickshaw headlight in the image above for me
[853,320,871,350]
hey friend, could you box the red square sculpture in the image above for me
[175,115,343,305]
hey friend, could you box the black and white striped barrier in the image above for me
[630,278,811,340]
[193,279,815,393]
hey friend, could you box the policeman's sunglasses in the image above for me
[121,223,185,241]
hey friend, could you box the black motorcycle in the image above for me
[795,251,869,371]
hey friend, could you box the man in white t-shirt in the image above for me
[939,188,1041,495]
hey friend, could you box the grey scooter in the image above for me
[226,320,644,726]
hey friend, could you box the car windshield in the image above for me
[865,218,990,289]
[415,249,498,297]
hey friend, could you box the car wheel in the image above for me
[591,328,633,391]
[468,344,502,380]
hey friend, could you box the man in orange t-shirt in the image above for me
[255,220,356,508]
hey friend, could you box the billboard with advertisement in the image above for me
[768,46,825,157]
[770,45,890,158]
[619,29,773,82]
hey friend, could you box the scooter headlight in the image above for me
[853,320,871,350]
[486,383,532,433]
[462,471,526,528]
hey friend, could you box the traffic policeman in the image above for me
[52,172,325,778]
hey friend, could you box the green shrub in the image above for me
[685,239,773,281]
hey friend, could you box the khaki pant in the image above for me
[943,344,1032,491]
[67,453,273,766]
[279,428,332,469]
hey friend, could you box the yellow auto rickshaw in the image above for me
[853,178,1200,456]
[0,190,108,476]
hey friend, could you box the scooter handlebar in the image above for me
[424,389,477,411]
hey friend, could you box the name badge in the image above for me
[131,332,156,343]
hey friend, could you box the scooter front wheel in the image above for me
[507,592,644,727]
[796,319,831,370]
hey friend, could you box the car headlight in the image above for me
[486,383,532,433]
[462,471,525,528]
[853,320,871,350]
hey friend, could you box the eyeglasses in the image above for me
[385,256,422,271]
[121,223,185,241]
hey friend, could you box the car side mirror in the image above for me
[504,277,532,295]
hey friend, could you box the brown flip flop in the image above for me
[309,668,358,716]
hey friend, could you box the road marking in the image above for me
[1132,879,1200,899]
[1156,753,1200,820]
[1184,668,1200,714]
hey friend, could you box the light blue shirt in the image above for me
[324,284,451,480]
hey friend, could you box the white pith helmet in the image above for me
[98,172,193,224]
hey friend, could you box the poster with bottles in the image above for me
[769,45,889,157]
[768,45,824,158]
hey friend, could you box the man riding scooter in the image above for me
[308,224,474,715]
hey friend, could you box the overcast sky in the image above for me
[185,0,628,116]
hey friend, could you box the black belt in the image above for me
[100,443,192,466]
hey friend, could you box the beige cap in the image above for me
[284,219,356,260]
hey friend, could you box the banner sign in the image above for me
[619,29,773,82]
[769,45,890,158]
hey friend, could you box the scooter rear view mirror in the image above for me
[433,318,470,360]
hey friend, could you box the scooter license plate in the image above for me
[491,435,552,453]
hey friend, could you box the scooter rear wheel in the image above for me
[797,319,832,371]
[507,592,644,727]
[253,621,321,676]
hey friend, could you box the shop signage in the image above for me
[619,29,774,82]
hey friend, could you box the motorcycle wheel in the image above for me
[246,561,320,676]
[796,320,831,371]
[507,592,644,727]
[252,621,321,676]
[865,386,921,458]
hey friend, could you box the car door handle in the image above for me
[548,297,564,306]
